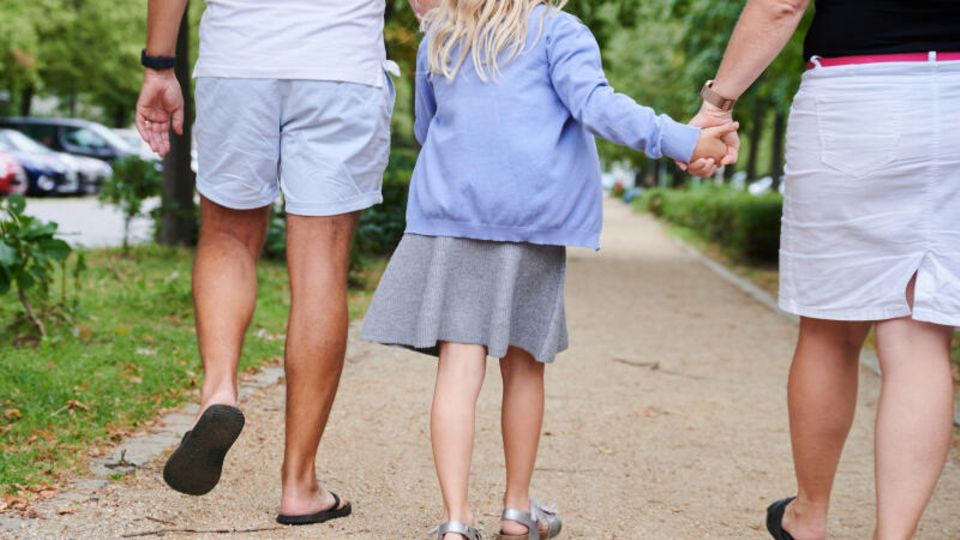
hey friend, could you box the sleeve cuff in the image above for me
[659,117,701,163]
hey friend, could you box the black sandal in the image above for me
[162,404,245,496]
[766,497,797,540]
[276,492,352,526]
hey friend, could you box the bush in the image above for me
[635,186,783,262]
[98,156,162,252]
[0,195,81,337]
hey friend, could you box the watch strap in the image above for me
[700,80,737,111]
[141,49,176,70]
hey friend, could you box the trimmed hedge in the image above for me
[635,186,783,262]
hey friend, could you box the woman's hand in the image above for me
[682,102,741,177]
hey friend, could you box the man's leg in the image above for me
[278,212,357,515]
[194,197,270,412]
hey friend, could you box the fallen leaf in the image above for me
[4,408,21,421]
[25,435,37,444]
[57,507,76,515]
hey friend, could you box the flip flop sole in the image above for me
[766,497,797,540]
[276,502,352,526]
[163,404,245,496]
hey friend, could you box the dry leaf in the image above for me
[57,507,77,515]
[4,408,21,421]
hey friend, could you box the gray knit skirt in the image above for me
[361,234,568,363]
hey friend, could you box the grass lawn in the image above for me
[0,245,383,494]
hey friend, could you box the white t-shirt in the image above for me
[193,0,387,87]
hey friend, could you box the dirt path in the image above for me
[6,200,959,539]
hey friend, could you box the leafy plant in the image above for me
[98,156,162,253]
[0,195,73,337]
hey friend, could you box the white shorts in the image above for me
[194,73,395,216]
[779,57,960,326]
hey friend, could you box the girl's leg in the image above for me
[873,317,954,540]
[433,342,487,539]
[499,347,546,536]
[782,317,872,540]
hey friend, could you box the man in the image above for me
[135,0,395,525]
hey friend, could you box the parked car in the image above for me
[0,117,137,163]
[112,128,161,161]
[0,129,79,196]
[0,151,28,196]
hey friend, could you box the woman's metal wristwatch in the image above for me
[700,80,737,111]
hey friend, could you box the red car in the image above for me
[0,151,28,196]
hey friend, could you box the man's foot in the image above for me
[162,404,245,496]
[277,489,352,526]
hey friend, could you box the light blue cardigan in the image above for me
[407,6,699,249]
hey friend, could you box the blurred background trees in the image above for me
[0,0,813,194]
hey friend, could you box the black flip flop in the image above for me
[276,492,352,526]
[766,497,797,540]
[162,404,245,496]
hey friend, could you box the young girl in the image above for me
[363,1,735,538]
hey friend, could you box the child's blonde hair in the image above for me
[423,0,567,82]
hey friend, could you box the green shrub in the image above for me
[98,156,162,252]
[0,196,80,337]
[635,186,783,262]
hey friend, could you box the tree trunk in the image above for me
[19,85,34,116]
[18,286,46,338]
[769,111,786,192]
[114,104,128,128]
[159,4,197,246]
[746,105,764,181]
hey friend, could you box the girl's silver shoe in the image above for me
[428,520,484,540]
[496,500,562,540]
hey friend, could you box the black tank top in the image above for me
[804,0,960,59]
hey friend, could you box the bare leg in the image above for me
[433,342,487,540]
[193,197,270,416]
[499,347,546,536]
[781,317,872,540]
[278,212,357,516]
[873,316,954,540]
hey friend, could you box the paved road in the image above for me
[20,196,156,248]
[6,200,959,539]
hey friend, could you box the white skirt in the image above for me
[779,57,960,326]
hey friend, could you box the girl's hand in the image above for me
[691,122,740,164]
[680,102,742,177]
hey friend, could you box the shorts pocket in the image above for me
[815,93,904,178]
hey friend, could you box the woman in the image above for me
[686,0,960,538]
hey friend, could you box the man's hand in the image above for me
[135,69,184,157]
[679,101,741,178]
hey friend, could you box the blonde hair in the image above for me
[423,0,567,82]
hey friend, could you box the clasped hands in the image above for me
[678,102,741,178]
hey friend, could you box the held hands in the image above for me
[135,69,185,157]
[680,102,742,177]
[690,122,740,164]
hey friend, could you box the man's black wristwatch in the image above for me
[141,49,176,70]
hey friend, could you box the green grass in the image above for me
[0,245,383,493]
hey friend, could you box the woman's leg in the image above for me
[499,347,546,536]
[782,317,872,539]
[432,342,487,539]
[873,317,954,540]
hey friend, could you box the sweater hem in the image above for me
[405,218,600,250]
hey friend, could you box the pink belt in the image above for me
[806,51,960,70]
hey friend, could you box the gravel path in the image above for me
[6,200,959,539]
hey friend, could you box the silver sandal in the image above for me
[496,500,562,540]
[428,520,484,540]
